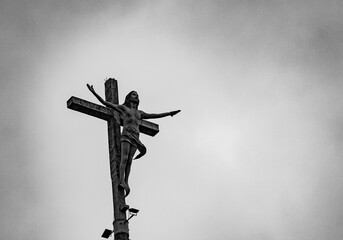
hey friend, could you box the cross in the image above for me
[66,78,159,240]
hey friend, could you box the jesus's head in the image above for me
[123,91,139,109]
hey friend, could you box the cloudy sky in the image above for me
[1,1,343,240]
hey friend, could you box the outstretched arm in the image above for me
[87,84,124,113]
[141,110,181,119]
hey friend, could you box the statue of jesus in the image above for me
[87,84,180,197]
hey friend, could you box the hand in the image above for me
[170,110,181,117]
[87,84,95,93]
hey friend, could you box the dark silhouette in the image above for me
[87,84,180,197]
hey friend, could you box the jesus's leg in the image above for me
[123,146,137,197]
[119,141,130,196]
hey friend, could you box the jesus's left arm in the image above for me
[140,110,181,119]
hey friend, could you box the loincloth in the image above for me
[120,131,146,159]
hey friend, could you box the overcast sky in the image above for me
[1,1,343,240]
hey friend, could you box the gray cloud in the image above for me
[1,1,343,240]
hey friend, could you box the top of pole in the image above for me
[105,78,119,104]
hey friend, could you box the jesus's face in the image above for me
[130,91,139,103]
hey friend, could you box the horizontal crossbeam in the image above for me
[67,96,113,121]
[67,96,159,136]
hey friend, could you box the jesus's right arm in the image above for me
[87,84,125,113]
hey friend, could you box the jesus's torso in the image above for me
[121,106,141,137]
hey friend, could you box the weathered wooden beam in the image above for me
[67,96,113,121]
[139,120,159,137]
[67,96,159,136]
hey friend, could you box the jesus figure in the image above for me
[87,84,180,197]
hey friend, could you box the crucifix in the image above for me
[67,78,180,240]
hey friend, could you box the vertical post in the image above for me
[105,79,129,240]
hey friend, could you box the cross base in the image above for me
[113,220,129,235]
[114,232,129,240]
